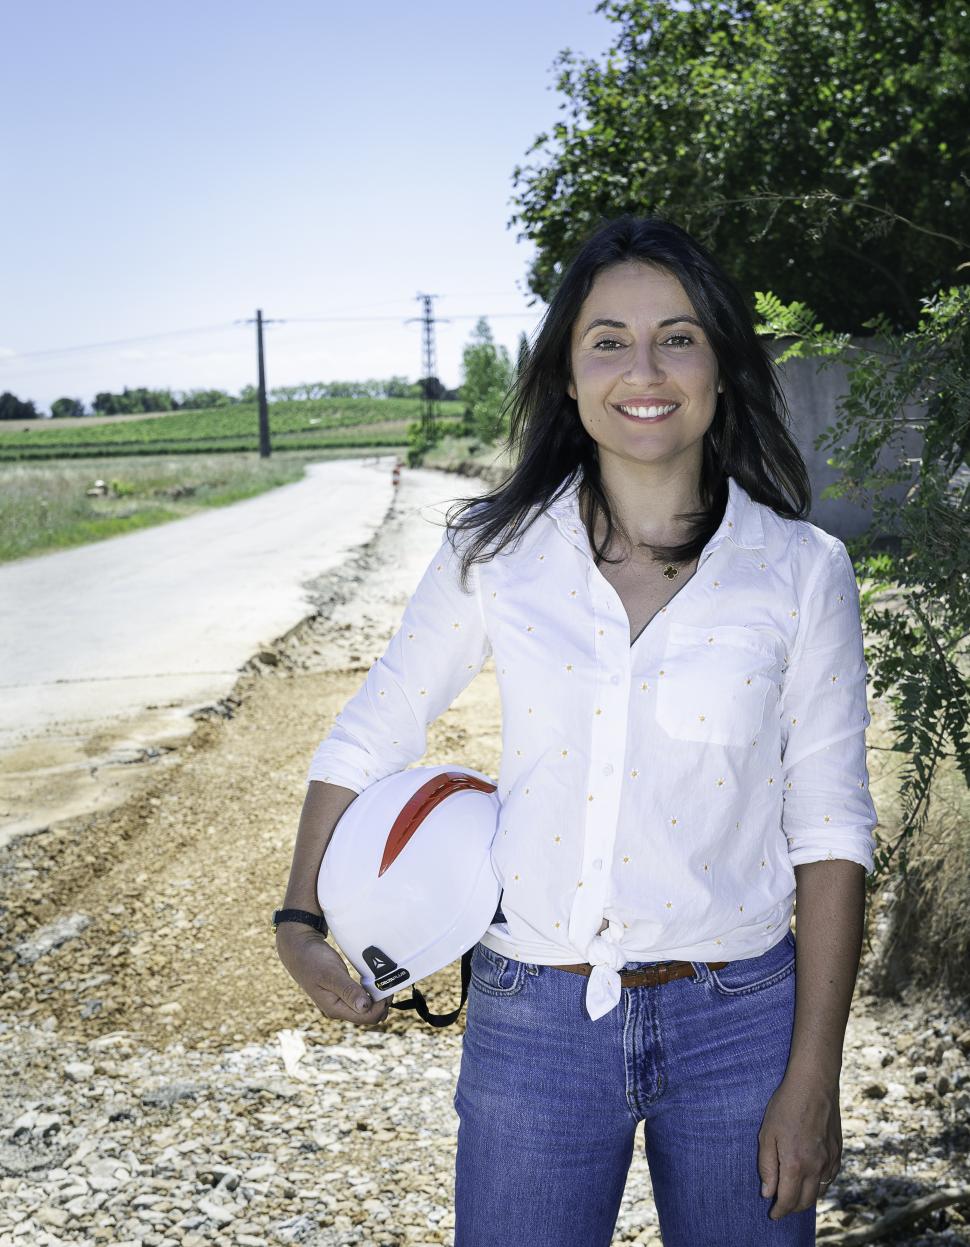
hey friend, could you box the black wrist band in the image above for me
[273,908,329,937]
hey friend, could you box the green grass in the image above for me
[0,397,462,461]
[0,448,403,564]
[0,395,469,560]
[420,432,515,486]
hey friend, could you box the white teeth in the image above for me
[619,403,677,419]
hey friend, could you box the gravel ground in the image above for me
[1,467,968,1246]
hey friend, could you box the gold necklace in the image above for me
[662,564,679,580]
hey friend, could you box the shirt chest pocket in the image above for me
[654,623,779,747]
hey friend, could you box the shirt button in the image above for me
[602,763,613,776]
[610,674,620,685]
[592,858,603,870]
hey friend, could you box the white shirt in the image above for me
[307,469,878,1021]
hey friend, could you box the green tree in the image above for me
[92,392,117,415]
[0,392,39,420]
[510,0,970,332]
[50,397,86,419]
[92,387,177,414]
[178,389,233,409]
[460,318,514,443]
[418,375,447,402]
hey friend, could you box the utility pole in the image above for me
[406,294,449,441]
[239,309,285,458]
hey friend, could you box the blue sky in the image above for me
[1,1,618,412]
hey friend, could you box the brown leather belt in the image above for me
[549,960,729,988]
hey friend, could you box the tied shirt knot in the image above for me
[583,928,628,1020]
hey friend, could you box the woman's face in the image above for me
[567,260,723,475]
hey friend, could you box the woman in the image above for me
[278,215,877,1246]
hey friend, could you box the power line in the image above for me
[0,309,543,370]
[1,323,239,362]
[260,312,539,326]
[321,291,534,314]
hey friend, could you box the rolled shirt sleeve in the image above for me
[779,538,879,874]
[305,524,492,794]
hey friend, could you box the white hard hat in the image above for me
[316,764,505,1027]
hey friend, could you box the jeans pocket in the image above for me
[708,930,796,997]
[469,941,527,996]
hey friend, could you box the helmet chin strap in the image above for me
[386,893,506,1028]
[388,948,473,1028]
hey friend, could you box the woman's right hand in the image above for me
[276,923,390,1027]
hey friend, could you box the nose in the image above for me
[623,338,666,385]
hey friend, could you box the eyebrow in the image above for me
[580,315,703,339]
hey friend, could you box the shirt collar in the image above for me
[545,467,765,558]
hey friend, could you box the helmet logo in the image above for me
[363,945,411,992]
[362,945,398,975]
[375,966,411,991]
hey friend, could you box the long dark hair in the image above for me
[444,213,811,592]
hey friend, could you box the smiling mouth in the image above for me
[614,402,680,421]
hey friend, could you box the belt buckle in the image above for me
[655,963,670,986]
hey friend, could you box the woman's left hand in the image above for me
[757,1069,842,1220]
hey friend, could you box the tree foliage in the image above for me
[460,318,514,443]
[83,378,436,413]
[755,277,970,895]
[0,392,40,421]
[177,389,234,409]
[92,387,178,415]
[50,397,86,419]
[509,0,970,332]
[266,377,425,401]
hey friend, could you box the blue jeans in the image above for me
[453,928,815,1246]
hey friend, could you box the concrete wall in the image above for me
[766,336,923,545]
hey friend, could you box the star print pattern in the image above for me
[306,471,878,1022]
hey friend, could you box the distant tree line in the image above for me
[0,393,42,421]
[264,376,461,402]
[0,376,461,419]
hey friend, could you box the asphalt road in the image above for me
[0,456,399,751]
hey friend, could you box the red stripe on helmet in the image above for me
[378,771,497,877]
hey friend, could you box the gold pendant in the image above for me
[662,564,678,580]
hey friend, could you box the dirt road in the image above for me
[2,463,498,1048]
[0,457,425,845]
[1,457,393,747]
